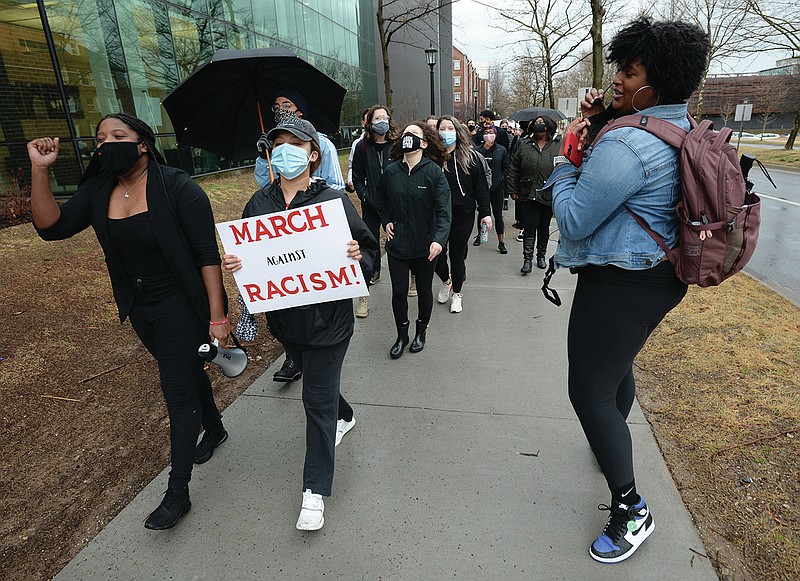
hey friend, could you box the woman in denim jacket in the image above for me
[547,17,710,564]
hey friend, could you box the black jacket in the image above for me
[35,161,223,324]
[351,138,394,209]
[476,143,510,195]
[242,179,379,347]
[374,156,452,260]
[443,152,492,219]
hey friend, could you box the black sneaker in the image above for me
[498,242,508,254]
[503,199,509,211]
[144,487,191,530]
[194,426,228,464]
[473,235,481,246]
[273,358,302,382]
[590,497,654,563]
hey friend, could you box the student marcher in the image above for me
[475,124,510,254]
[545,17,710,563]
[507,116,560,273]
[434,115,492,313]
[28,113,229,530]
[223,117,378,531]
[351,104,399,316]
[254,90,345,190]
[373,122,451,358]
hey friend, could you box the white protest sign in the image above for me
[216,198,368,313]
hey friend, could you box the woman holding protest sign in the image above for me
[28,113,229,531]
[222,117,378,531]
[373,122,451,359]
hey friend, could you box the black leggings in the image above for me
[285,339,352,497]
[361,201,382,276]
[128,278,222,490]
[567,262,687,491]
[387,253,438,325]
[519,200,552,253]
[435,205,475,293]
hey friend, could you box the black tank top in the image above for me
[107,212,173,280]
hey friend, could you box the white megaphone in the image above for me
[198,336,248,378]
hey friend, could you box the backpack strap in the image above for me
[592,114,688,149]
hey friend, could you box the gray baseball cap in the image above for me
[266,117,320,147]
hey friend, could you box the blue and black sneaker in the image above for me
[590,497,654,563]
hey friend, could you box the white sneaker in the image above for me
[296,489,324,531]
[355,296,369,318]
[335,416,356,447]
[437,280,452,304]
[450,292,463,313]
[408,275,417,297]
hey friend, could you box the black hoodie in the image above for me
[242,178,379,347]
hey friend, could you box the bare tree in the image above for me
[718,97,735,127]
[376,0,457,112]
[746,0,800,149]
[589,0,604,88]
[756,77,789,138]
[486,0,593,108]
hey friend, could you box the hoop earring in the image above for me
[632,85,660,112]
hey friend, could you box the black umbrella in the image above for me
[162,47,346,162]
[508,107,567,122]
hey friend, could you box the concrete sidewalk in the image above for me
[56,226,717,580]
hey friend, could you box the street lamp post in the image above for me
[473,88,479,124]
[424,45,437,116]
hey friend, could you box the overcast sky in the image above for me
[452,0,792,78]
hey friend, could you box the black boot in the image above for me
[536,251,547,270]
[273,357,302,382]
[194,423,228,464]
[520,238,535,275]
[390,321,410,359]
[145,486,191,530]
[409,320,428,353]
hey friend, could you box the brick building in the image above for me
[452,45,487,122]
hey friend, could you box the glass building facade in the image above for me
[0,0,379,195]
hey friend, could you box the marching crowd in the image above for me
[26,16,711,566]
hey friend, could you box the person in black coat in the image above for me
[435,115,492,314]
[28,113,229,531]
[223,118,378,532]
[475,125,511,253]
[373,122,451,358]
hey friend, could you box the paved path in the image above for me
[56,223,717,580]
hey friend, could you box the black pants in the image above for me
[435,205,475,293]
[519,199,552,254]
[128,275,222,490]
[567,262,687,491]
[361,201,382,277]
[478,188,505,237]
[387,253,438,325]
[285,338,352,497]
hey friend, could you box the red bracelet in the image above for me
[209,318,229,326]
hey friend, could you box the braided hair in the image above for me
[80,113,166,185]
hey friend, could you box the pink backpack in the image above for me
[594,115,762,286]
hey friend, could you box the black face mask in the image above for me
[98,141,142,176]
[531,123,547,134]
[467,124,475,130]
[401,132,422,153]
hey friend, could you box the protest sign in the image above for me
[216,198,368,313]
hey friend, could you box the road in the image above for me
[744,164,800,306]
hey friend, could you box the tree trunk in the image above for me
[694,65,710,122]
[785,107,799,150]
[376,3,393,112]
[590,0,604,88]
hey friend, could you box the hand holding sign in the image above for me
[217,198,368,313]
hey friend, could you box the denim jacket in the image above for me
[548,103,690,270]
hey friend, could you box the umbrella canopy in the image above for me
[162,47,346,162]
[508,107,567,122]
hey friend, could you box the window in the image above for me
[453,76,461,87]
[454,92,461,102]
[453,59,460,70]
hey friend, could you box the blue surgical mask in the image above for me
[372,120,390,136]
[270,143,311,179]
[440,130,457,146]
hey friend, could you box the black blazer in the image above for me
[35,160,223,323]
